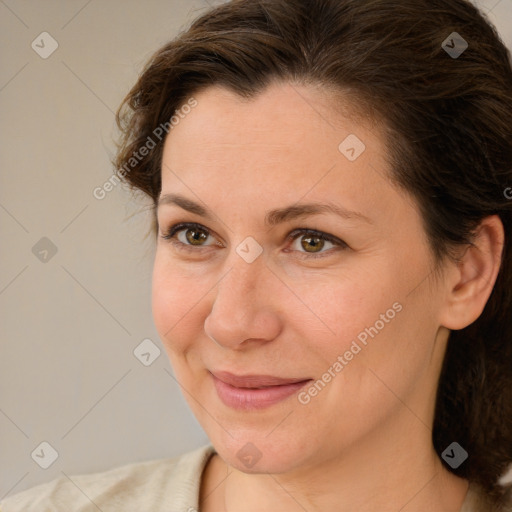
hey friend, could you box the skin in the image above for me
[152,82,504,511]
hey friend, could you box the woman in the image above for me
[2,0,511,510]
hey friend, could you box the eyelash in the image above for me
[160,222,348,259]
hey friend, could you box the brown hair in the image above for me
[113,0,512,507]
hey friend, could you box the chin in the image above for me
[207,428,315,475]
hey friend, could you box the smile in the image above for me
[210,371,313,410]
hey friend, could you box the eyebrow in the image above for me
[157,193,373,226]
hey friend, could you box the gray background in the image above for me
[1,0,511,497]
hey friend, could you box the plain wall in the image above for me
[1,0,511,497]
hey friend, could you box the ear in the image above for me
[439,215,505,331]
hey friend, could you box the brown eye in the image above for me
[161,223,348,259]
[161,222,217,250]
[183,226,209,245]
[286,229,348,259]
[299,234,326,253]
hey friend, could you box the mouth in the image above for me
[210,370,313,410]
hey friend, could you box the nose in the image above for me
[204,253,282,350]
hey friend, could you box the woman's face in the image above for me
[152,82,450,474]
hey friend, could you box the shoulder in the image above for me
[0,444,215,512]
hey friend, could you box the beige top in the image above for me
[0,443,508,511]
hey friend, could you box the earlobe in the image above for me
[440,215,505,331]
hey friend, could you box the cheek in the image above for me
[294,268,414,400]
[151,253,208,354]
[295,270,393,349]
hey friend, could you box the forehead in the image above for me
[158,82,418,238]
[162,82,388,188]
[168,82,378,152]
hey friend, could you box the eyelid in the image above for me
[160,221,348,258]
[286,228,347,248]
[161,222,223,247]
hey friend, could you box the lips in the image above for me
[210,370,313,410]
[210,370,310,388]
